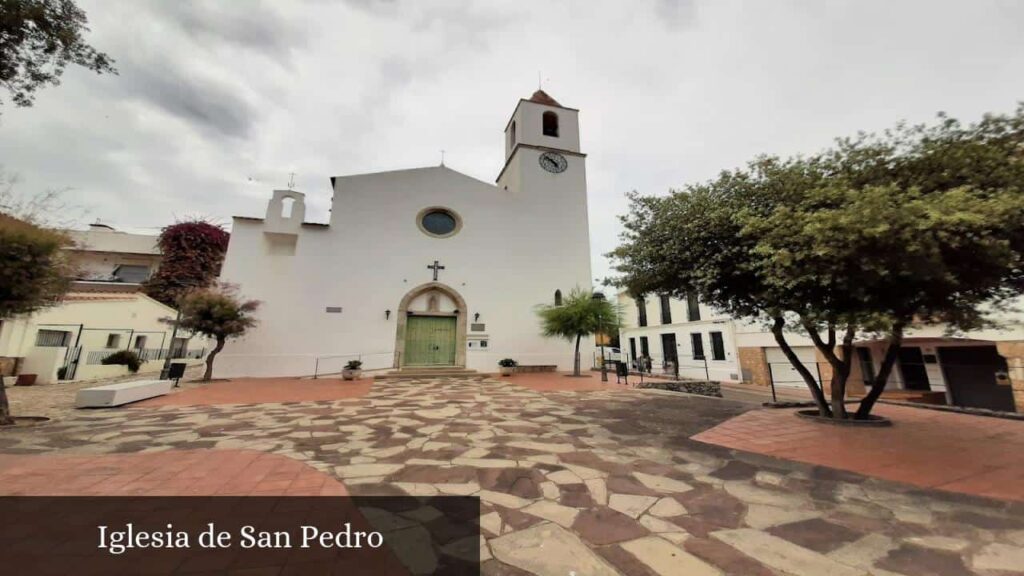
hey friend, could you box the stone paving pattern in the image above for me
[2,376,1024,575]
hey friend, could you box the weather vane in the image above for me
[287,172,296,190]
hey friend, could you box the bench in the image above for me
[75,379,173,408]
[514,365,557,373]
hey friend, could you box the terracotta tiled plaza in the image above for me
[693,403,1024,503]
[2,375,1024,575]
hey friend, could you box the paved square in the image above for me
[2,376,1022,575]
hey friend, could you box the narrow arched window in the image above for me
[509,121,516,147]
[281,196,295,218]
[554,289,563,306]
[542,111,559,137]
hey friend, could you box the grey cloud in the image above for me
[119,62,257,140]
[146,0,304,61]
[655,0,697,27]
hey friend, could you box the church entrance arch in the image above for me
[394,282,467,368]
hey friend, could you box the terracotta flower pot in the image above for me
[14,374,37,386]
[342,369,362,381]
[499,366,515,376]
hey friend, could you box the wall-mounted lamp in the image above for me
[474,313,480,322]
[385,309,391,320]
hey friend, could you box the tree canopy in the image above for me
[143,220,230,307]
[1,0,116,115]
[0,212,72,424]
[536,287,621,376]
[176,285,259,381]
[0,212,70,319]
[611,105,1024,419]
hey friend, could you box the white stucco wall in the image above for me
[0,294,208,383]
[217,98,594,377]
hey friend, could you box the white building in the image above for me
[0,286,207,384]
[216,90,595,377]
[618,292,1024,413]
[64,223,162,283]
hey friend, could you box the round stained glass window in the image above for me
[418,208,460,237]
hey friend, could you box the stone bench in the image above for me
[75,379,173,408]
[515,365,557,373]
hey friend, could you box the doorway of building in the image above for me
[938,346,1015,412]
[404,316,457,366]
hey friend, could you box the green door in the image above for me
[404,316,457,366]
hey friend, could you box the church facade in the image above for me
[215,90,595,377]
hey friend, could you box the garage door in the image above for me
[765,347,822,389]
[938,346,1014,412]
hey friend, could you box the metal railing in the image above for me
[85,347,205,365]
[312,352,394,379]
[595,351,713,382]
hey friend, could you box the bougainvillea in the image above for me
[143,220,230,307]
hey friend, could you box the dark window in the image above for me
[857,347,875,385]
[629,338,637,363]
[554,289,563,306]
[542,111,559,137]
[421,209,458,236]
[509,121,516,147]
[105,334,121,349]
[35,329,70,347]
[710,331,726,361]
[134,335,147,350]
[113,264,150,283]
[690,333,705,360]
[639,336,650,358]
[637,297,648,327]
[659,295,672,324]
[686,294,701,322]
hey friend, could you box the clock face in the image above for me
[539,151,568,173]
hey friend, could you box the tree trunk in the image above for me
[0,374,13,426]
[204,337,226,381]
[855,324,904,419]
[804,322,856,420]
[771,316,831,417]
[573,334,582,376]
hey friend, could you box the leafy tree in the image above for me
[0,0,116,115]
[612,106,1024,420]
[536,287,621,377]
[0,212,71,424]
[143,220,230,307]
[176,285,259,381]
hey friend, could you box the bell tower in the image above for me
[502,89,581,160]
[497,89,586,195]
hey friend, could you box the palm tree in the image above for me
[537,288,621,376]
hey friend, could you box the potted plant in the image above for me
[498,358,517,376]
[342,360,363,380]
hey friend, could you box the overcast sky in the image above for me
[2,0,1023,284]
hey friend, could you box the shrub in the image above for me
[345,360,363,370]
[101,350,141,373]
[498,358,518,367]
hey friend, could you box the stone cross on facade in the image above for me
[427,260,445,281]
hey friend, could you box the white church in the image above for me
[215,90,595,377]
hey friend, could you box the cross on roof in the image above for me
[427,260,445,281]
